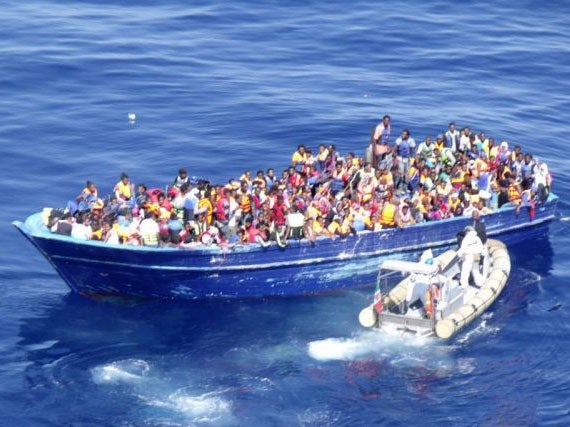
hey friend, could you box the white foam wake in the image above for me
[91,360,232,423]
[307,330,431,362]
[91,359,150,384]
[308,336,376,361]
[455,316,500,345]
[145,389,231,423]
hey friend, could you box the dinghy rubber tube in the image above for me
[435,240,510,339]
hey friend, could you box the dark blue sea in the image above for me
[2,1,570,425]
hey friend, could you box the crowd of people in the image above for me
[47,116,553,248]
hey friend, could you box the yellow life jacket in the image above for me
[82,186,96,196]
[501,166,512,180]
[327,221,340,234]
[420,193,432,207]
[239,174,252,185]
[114,223,129,241]
[358,183,373,204]
[380,202,396,227]
[340,217,352,234]
[449,197,461,211]
[312,220,324,234]
[292,151,308,164]
[473,158,488,177]
[116,181,132,200]
[508,183,521,204]
[307,205,321,220]
[317,149,329,161]
[381,171,394,187]
[253,178,266,190]
[451,170,465,187]
[198,198,214,224]
[142,230,158,246]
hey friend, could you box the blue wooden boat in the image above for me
[13,194,558,299]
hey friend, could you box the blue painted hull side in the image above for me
[14,196,558,299]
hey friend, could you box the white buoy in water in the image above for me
[128,112,136,122]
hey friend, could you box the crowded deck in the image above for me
[46,117,553,248]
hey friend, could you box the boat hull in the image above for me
[13,195,558,299]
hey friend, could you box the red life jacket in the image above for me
[246,226,261,243]
[147,188,163,203]
[272,203,287,226]
[215,197,230,221]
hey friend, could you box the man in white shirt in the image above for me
[103,221,120,245]
[285,205,305,239]
[459,127,471,153]
[457,226,485,288]
[71,214,91,240]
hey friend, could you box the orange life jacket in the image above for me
[239,194,252,213]
[425,285,440,319]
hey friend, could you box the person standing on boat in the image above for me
[270,194,288,242]
[265,168,276,189]
[114,173,136,209]
[367,115,391,168]
[472,209,489,274]
[393,129,416,184]
[416,136,434,162]
[472,210,487,244]
[172,168,189,190]
[458,127,471,153]
[521,153,536,182]
[214,188,231,237]
[457,226,485,289]
[445,122,460,153]
[533,160,552,203]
